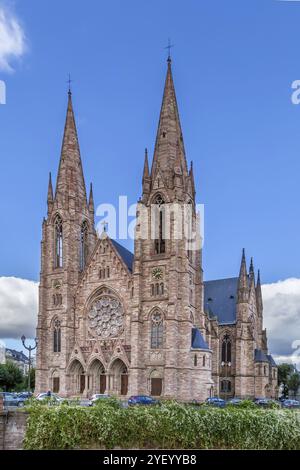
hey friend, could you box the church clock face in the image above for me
[152,267,163,280]
[88,296,124,338]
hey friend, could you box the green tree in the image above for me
[0,361,24,391]
[22,367,35,391]
[277,363,294,398]
[287,373,300,397]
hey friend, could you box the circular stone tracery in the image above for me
[88,296,124,338]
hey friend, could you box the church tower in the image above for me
[130,57,213,401]
[35,90,96,394]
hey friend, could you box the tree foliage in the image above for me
[0,361,23,391]
[278,363,294,397]
[288,373,300,397]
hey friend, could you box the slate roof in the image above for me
[191,328,210,350]
[204,277,238,325]
[267,354,277,367]
[111,240,134,272]
[254,349,269,363]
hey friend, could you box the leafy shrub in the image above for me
[23,401,300,450]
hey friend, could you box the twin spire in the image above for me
[150,58,189,181]
[47,90,94,215]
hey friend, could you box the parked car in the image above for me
[36,392,64,403]
[128,395,159,406]
[254,398,278,408]
[205,397,226,408]
[281,399,300,409]
[0,392,26,407]
[18,391,33,400]
[90,394,111,405]
[227,398,242,406]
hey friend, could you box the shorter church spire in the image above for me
[47,172,53,215]
[88,182,94,215]
[237,248,248,303]
[143,148,150,181]
[256,269,263,314]
[47,172,53,203]
[249,257,255,285]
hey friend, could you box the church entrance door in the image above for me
[100,374,106,394]
[151,378,162,396]
[121,374,128,395]
[80,375,85,394]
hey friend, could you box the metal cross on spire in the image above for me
[165,38,174,62]
[67,73,73,95]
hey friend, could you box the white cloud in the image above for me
[0,2,26,72]
[262,278,300,368]
[0,277,38,339]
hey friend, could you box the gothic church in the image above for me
[35,58,278,401]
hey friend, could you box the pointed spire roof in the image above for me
[237,249,249,303]
[151,58,188,180]
[55,91,87,206]
[88,182,94,214]
[143,148,150,181]
[256,269,263,313]
[47,172,53,204]
[249,257,255,286]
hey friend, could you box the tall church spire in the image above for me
[55,91,87,206]
[151,58,188,181]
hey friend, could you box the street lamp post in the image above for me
[21,336,38,392]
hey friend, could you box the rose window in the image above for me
[88,296,124,338]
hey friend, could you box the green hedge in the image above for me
[23,401,300,450]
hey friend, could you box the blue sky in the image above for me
[0,0,300,360]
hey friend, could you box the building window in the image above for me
[54,215,63,268]
[53,293,62,307]
[80,221,88,271]
[53,319,61,353]
[151,283,164,297]
[154,194,166,254]
[221,334,231,363]
[203,355,206,367]
[221,380,231,393]
[151,311,163,349]
[264,365,267,376]
[194,355,197,367]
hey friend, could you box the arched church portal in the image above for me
[88,359,106,394]
[108,359,128,396]
[67,360,85,395]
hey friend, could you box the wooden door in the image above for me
[80,375,85,394]
[53,377,60,393]
[151,378,162,396]
[100,375,106,394]
[120,374,128,395]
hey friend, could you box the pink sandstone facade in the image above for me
[35,59,278,401]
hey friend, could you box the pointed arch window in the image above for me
[221,334,231,364]
[153,194,166,255]
[80,221,88,271]
[151,311,163,349]
[53,319,61,353]
[54,215,63,268]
